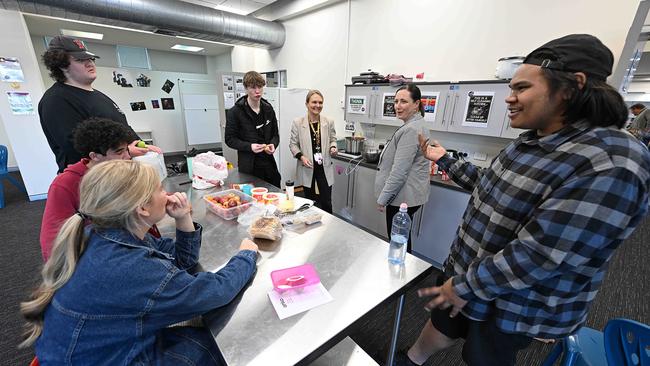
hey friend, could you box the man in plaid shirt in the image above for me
[396,35,650,366]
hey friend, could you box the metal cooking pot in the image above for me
[345,136,365,155]
[362,147,380,163]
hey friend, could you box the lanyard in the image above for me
[309,119,321,149]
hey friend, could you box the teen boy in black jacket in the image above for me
[225,71,281,187]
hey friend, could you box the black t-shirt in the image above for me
[38,82,138,173]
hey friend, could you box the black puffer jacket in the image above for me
[225,96,280,173]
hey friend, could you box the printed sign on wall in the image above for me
[347,95,367,114]
[421,92,440,122]
[382,93,396,119]
[462,91,494,128]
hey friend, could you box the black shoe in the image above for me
[392,349,419,366]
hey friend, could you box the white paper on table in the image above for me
[268,283,333,320]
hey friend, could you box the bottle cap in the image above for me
[285,180,294,186]
[399,203,408,210]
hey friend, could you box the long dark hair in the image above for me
[542,69,628,128]
[396,84,425,117]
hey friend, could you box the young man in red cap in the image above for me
[38,36,161,173]
[395,34,650,366]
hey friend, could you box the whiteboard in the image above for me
[180,93,220,146]
[184,109,221,145]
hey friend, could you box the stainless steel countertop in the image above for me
[160,171,433,366]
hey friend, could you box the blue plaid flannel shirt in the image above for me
[435,120,650,338]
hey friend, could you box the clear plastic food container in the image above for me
[203,189,255,220]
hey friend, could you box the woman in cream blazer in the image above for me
[289,90,337,213]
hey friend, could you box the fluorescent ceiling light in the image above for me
[171,44,204,52]
[176,35,233,47]
[60,29,104,40]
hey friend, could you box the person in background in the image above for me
[289,90,338,213]
[39,117,135,261]
[21,160,259,365]
[395,34,650,366]
[225,71,281,187]
[38,35,161,173]
[628,103,650,146]
[629,103,649,130]
[374,84,430,252]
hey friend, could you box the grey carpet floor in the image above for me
[1,171,648,365]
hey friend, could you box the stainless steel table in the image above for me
[161,171,433,366]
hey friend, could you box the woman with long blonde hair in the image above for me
[21,160,258,365]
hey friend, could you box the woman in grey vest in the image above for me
[375,84,430,252]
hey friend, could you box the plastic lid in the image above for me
[399,203,408,211]
[285,180,294,186]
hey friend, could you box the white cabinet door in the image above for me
[345,86,374,124]
[411,184,471,269]
[332,161,351,216]
[350,165,385,236]
[372,85,402,127]
[419,84,454,132]
[446,83,510,137]
[499,111,527,139]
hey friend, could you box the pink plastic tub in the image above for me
[270,263,320,293]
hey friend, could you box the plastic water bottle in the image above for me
[388,203,411,264]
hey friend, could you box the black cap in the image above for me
[523,34,613,81]
[47,36,100,60]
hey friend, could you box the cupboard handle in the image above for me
[417,207,424,236]
[449,94,459,126]
[441,94,450,126]
[350,171,356,208]
[372,94,378,118]
[345,170,351,207]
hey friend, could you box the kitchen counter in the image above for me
[331,155,467,193]
[159,171,433,365]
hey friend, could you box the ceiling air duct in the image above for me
[0,0,286,49]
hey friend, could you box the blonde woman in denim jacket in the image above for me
[20,160,258,365]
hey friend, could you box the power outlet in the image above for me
[473,152,487,161]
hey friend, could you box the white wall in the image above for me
[231,0,642,136]
[0,9,58,199]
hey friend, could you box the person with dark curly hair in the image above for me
[38,36,161,173]
[39,117,133,261]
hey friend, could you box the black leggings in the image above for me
[385,204,421,253]
[303,164,332,214]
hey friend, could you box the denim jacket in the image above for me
[35,224,257,365]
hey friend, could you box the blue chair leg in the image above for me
[5,174,27,193]
[0,180,5,209]
[542,341,564,366]
[561,350,579,366]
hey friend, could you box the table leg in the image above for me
[386,294,405,366]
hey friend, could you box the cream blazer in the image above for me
[288,115,337,187]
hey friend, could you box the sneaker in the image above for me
[392,349,419,366]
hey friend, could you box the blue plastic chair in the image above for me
[0,145,27,208]
[604,318,650,366]
[542,318,650,366]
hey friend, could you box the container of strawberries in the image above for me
[203,189,255,220]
